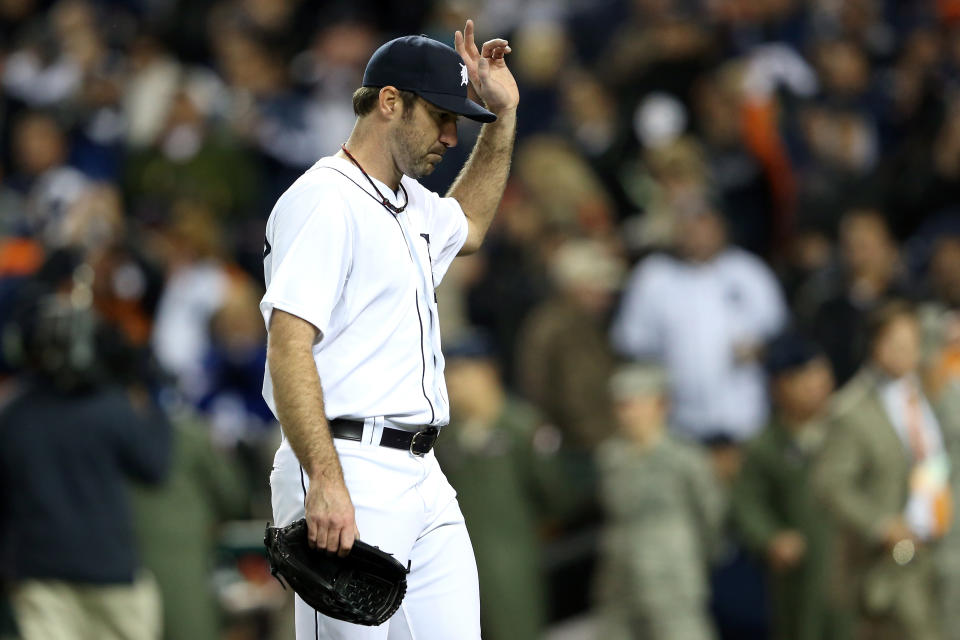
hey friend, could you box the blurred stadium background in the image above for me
[3,0,960,639]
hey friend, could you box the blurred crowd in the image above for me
[3,0,960,639]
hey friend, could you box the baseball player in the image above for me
[260,20,518,640]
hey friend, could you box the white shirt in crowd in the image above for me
[152,260,229,389]
[611,248,788,441]
[880,375,946,459]
[259,156,468,427]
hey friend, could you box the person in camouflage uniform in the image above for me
[593,363,725,640]
[732,331,849,640]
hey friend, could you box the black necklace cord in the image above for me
[341,145,408,214]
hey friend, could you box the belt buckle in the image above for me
[409,426,439,456]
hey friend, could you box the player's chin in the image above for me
[412,159,440,178]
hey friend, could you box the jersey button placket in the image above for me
[395,211,439,424]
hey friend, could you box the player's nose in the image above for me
[439,120,458,149]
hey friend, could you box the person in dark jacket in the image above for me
[732,331,849,640]
[0,264,172,640]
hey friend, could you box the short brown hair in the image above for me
[865,299,917,350]
[352,87,418,117]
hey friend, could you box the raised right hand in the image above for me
[304,474,360,557]
[454,19,518,115]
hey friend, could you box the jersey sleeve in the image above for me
[421,190,468,285]
[259,183,353,340]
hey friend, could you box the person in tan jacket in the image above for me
[813,300,957,640]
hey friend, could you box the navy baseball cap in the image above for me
[764,330,824,377]
[362,35,497,124]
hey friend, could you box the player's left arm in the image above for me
[447,19,519,256]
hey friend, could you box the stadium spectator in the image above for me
[9,110,91,240]
[798,207,910,384]
[732,331,847,640]
[0,254,172,640]
[123,86,262,224]
[813,301,957,640]
[919,231,960,393]
[517,238,624,449]
[693,64,776,257]
[437,331,575,640]
[612,201,787,442]
[594,362,725,640]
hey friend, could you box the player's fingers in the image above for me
[454,30,465,56]
[323,524,342,554]
[338,527,356,557]
[309,519,324,549]
[464,19,479,55]
[484,43,510,61]
[480,39,508,57]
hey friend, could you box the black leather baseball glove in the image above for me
[264,519,409,626]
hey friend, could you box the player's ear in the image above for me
[378,87,401,120]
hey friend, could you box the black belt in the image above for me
[328,418,440,456]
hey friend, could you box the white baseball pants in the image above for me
[270,434,482,640]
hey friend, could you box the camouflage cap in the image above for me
[550,239,625,292]
[609,362,668,400]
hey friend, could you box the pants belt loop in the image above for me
[361,418,374,445]
[370,417,385,445]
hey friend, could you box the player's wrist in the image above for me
[486,104,517,119]
[303,454,345,485]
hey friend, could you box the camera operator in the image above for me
[0,249,172,640]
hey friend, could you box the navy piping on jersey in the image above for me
[411,231,440,421]
[396,217,436,424]
[420,234,438,302]
[414,295,436,424]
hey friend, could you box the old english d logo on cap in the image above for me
[362,35,496,123]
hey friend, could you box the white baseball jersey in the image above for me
[259,155,468,426]
[261,155,481,640]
